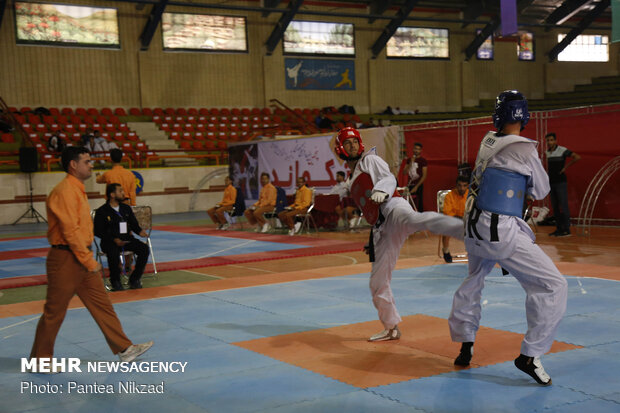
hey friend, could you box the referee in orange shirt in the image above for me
[29,146,152,365]
[96,148,137,206]
[207,176,237,230]
[441,175,469,263]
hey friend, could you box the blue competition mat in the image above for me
[1,265,619,412]
[0,230,305,279]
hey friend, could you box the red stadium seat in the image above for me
[188,108,198,116]
[199,108,210,116]
[127,132,138,141]
[241,108,251,116]
[1,133,15,143]
[114,132,125,141]
[194,132,205,140]
[164,108,175,115]
[101,108,113,117]
[220,108,231,116]
[118,124,129,132]
[64,124,75,133]
[231,108,241,116]
[160,123,171,132]
[87,108,99,116]
[136,142,147,151]
[109,116,121,124]
[142,108,153,116]
[56,115,68,125]
[193,141,204,150]
[251,108,261,115]
[129,108,141,116]
[153,108,164,116]
[43,115,54,124]
[177,108,187,116]
[182,132,192,141]
[50,124,61,132]
[204,140,216,150]
[71,132,81,142]
[180,141,191,150]
[20,106,33,113]
[170,131,180,140]
[184,124,195,132]
[48,108,60,117]
[61,107,73,116]
[35,124,47,133]
[114,108,127,116]
[217,141,227,150]
[209,108,220,117]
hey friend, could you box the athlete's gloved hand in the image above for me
[370,190,388,204]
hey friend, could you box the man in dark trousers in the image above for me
[94,183,149,291]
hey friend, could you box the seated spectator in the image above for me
[244,172,277,233]
[329,171,359,229]
[47,133,65,154]
[381,106,394,115]
[96,148,137,206]
[315,110,334,130]
[360,117,375,129]
[278,177,312,236]
[84,135,106,165]
[207,176,237,230]
[81,128,94,146]
[94,184,149,291]
[441,176,469,263]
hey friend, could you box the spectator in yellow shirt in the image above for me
[245,173,277,233]
[95,149,137,206]
[441,175,469,263]
[207,176,237,230]
[278,177,312,236]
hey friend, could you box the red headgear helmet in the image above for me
[335,127,364,161]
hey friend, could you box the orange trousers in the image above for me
[244,206,274,226]
[30,248,133,358]
[207,205,233,225]
[278,208,308,229]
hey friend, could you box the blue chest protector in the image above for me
[476,167,526,216]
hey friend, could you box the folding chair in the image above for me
[91,210,131,291]
[131,206,158,277]
[294,188,318,234]
[263,186,287,231]
[437,190,467,262]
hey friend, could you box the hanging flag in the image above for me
[501,0,518,36]
[613,0,620,43]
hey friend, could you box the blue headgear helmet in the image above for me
[492,90,530,131]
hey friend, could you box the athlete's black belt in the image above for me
[367,211,386,263]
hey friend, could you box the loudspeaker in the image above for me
[19,147,38,173]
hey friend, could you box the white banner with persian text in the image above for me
[229,126,400,204]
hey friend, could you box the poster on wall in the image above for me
[284,58,355,90]
[14,2,120,48]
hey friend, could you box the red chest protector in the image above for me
[350,172,400,225]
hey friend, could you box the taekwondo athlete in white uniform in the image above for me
[334,127,463,342]
[448,90,568,386]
